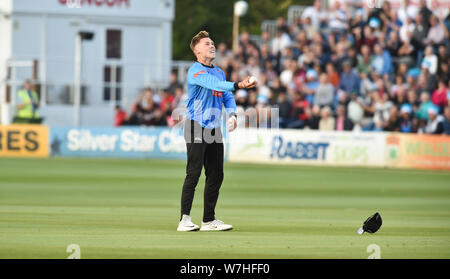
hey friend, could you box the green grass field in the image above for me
[0,157,449,259]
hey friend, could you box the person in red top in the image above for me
[325,62,340,88]
[114,105,127,127]
[431,78,448,112]
[159,88,175,126]
[160,88,175,114]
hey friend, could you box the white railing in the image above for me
[261,20,278,39]
[287,5,308,25]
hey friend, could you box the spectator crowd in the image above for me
[116,0,450,135]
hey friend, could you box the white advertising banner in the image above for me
[228,128,387,167]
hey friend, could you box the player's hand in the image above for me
[238,76,257,89]
[228,115,237,132]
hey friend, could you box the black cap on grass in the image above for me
[357,212,382,235]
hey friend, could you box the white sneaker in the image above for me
[177,215,200,232]
[200,219,233,231]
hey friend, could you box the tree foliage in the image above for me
[172,0,313,60]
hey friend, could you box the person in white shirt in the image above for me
[347,93,364,126]
[399,16,415,43]
[373,93,393,130]
[425,106,445,134]
[397,0,419,25]
[301,0,326,29]
[421,45,438,75]
[328,1,347,32]
[271,28,292,56]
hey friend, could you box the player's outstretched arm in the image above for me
[188,70,257,92]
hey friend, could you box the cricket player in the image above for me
[177,31,257,231]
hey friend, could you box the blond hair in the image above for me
[190,31,210,53]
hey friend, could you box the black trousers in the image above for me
[181,120,224,222]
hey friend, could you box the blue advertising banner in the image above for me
[50,126,188,159]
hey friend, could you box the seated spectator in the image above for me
[347,93,364,126]
[303,17,318,40]
[260,31,272,49]
[335,104,353,131]
[431,78,448,112]
[167,71,182,95]
[397,63,410,79]
[411,13,428,52]
[357,45,373,75]
[406,73,418,91]
[359,72,377,98]
[397,0,419,25]
[276,91,292,128]
[123,103,143,126]
[415,92,434,121]
[271,27,292,56]
[325,62,340,88]
[173,86,187,109]
[361,25,378,52]
[114,105,127,127]
[303,104,321,130]
[292,64,306,91]
[384,106,401,132]
[437,44,449,70]
[386,31,402,58]
[437,60,450,82]
[416,72,437,95]
[301,0,326,29]
[270,77,287,102]
[247,91,257,108]
[235,89,249,110]
[280,59,295,86]
[424,14,445,46]
[126,92,148,125]
[318,106,335,131]
[260,44,275,70]
[287,92,310,129]
[160,89,174,116]
[418,0,432,31]
[347,47,358,68]
[397,40,415,67]
[257,74,272,101]
[313,43,330,70]
[327,1,347,33]
[371,44,394,77]
[339,60,360,95]
[373,93,393,131]
[315,73,334,107]
[424,106,444,134]
[387,9,402,34]
[421,45,438,75]
[263,59,278,87]
[214,42,231,67]
[390,74,409,97]
[243,56,262,81]
[302,69,319,104]
[148,108,167,127]
[140,89,162,126]
[399,104,415,133]
[399,16,415,44]
[297,45,314,69]
[407,89,421,112]
[350,9,365,31]
[333,41,350,72]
